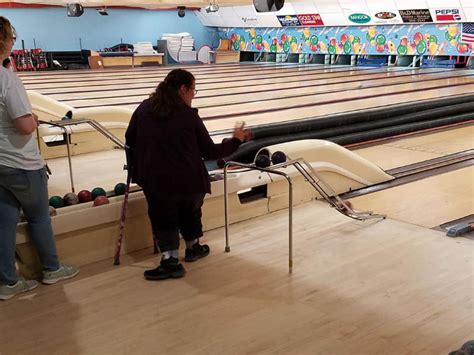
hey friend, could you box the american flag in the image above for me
[461,23,474,43]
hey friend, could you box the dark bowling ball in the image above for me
[114,182,127,196]
[271,151,287,165]
[63,192,79,206]
[49,195,65,208]
[77,190,93,203]
[255,154,271,168]
[91,187,107,199]
[93,195,110,207]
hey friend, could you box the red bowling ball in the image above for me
[93,195,110,207]
[78,190,93,203]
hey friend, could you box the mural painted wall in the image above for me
[219,24,473,56]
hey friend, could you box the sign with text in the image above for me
[399,9,433,23]
[348,13,371,24]
[241,17,259,26]
[297,14,324,26]
[277,15,301,26]
[371,11,402,24]
[433,8,463,22]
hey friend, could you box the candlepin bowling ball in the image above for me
[63,192,79,206]
[91,187,106,199]
[93,195,110,207]
[271,151,287,165]
[78,190,93,203]
[255,154,271,168]
[114,183,127,196]
[49,195,65,209]
[342,200,353,211]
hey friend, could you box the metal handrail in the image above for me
[39,118,125,192]
[223,157,386,274]
[224,161,294,274]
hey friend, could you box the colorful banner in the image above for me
[221,23,473,56]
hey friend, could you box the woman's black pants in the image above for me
[143,190,206,252]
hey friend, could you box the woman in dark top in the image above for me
[126,69,250,280]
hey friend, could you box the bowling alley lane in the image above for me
[349,125,473,228]
[53,70,470,107]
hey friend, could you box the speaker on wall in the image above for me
[67,3,84,17]
[253,0,284,12]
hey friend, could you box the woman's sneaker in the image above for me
[185,243,210,262]
[0,278,39,301]
[144,257,186,280]
[42,264,79,285]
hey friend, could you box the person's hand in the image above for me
[232,121,252,142]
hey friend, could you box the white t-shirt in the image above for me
[0,67,43,170]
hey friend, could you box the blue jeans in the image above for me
[0,165,60,285]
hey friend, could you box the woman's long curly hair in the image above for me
[0,17,15,58]
[149,69,195,119]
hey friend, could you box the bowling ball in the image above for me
[271,151,287,165]
[49,206,57,216]
[91,187,106,199]
[49,195,65,208]
[93,195,110,207]
[210,173,224,182]
[77,190,93,203]
[114,182,127,196]
[63,192,79,206]
[255,154,271,168]
[342,200,353,211]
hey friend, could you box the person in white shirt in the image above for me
[0,16,79,301]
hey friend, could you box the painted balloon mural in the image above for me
[221,24,473,56]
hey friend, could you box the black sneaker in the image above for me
[185,243,210,262]
[144,257,186,280]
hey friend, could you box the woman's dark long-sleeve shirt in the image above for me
[125,99,241,194]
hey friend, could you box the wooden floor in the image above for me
[2,202,473,354]
[6,63,473,354]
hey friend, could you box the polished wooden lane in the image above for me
[353,125,474,170]
[349,166,473,228]
[349,125,474,228]
[20,64,376,86]
[21,65,388,90]
[202,85,474,132]
[62,74,473,109]
[52,70,467,105]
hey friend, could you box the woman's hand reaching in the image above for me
[233,121,252,142]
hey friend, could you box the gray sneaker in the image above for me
[42,264,79,285]
[0,278,39,301]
